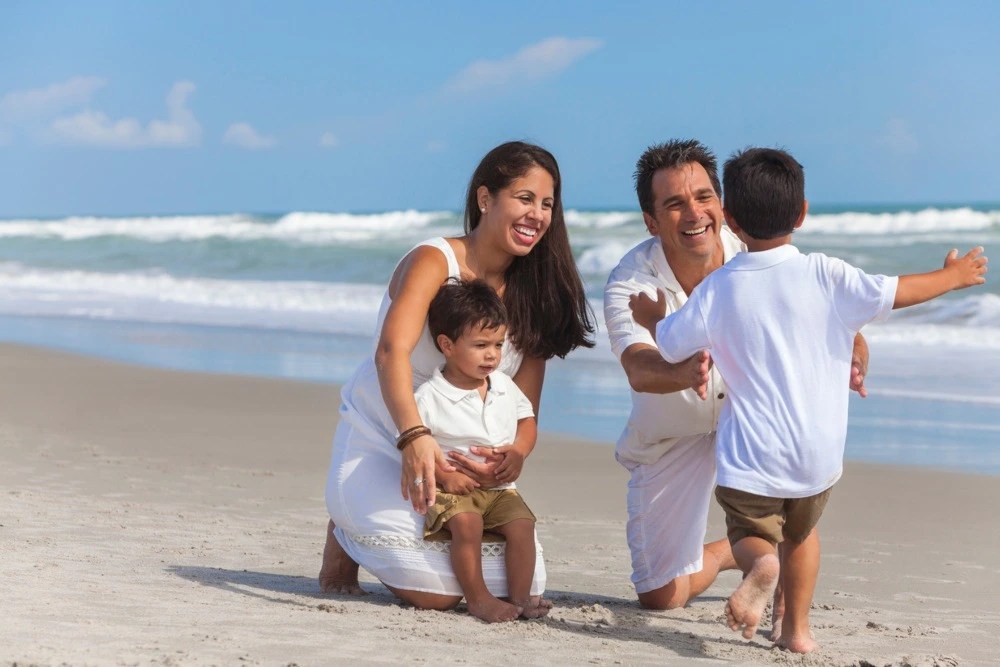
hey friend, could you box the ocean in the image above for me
[1,205,998,474]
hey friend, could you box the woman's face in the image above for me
[478,165,555,256]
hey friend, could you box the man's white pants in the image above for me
[621,432,717,594]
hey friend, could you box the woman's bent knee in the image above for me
[386,585,463,611]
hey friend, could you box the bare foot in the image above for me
[466,596,521,623]
[777,630,817,654]
[769,589,784,643]
[725,553,779,640]
[529,595,553,610]
[768,610,783,644]
[318,522,366,595]
[515,597,552,619]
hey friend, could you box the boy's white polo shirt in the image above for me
[655,245,898,497]
[414,367,535,491]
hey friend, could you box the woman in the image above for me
[320,141,595,613]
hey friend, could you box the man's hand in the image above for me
[850,334,869,398]
[628,289,668,336]
[682,349,712,400]
[436,469,478,495]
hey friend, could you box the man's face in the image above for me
[643,162,723,263]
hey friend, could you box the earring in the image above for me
[480,207,486,213]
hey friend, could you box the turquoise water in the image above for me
[0,205,997,474]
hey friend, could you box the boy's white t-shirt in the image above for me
[655,245,898,498]
[414,367,535,491]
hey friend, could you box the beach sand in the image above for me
[3,343,998,666]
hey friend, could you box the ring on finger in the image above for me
[413,477,424,487]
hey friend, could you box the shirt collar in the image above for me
[427,366,498,402]
[726,243,800,270]
[651,226,746,295]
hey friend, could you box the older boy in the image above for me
[630,147,987,652]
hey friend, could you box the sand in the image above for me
[3,343,998,666]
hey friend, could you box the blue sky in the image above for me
[1,1,998,217]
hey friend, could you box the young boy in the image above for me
[415,278,548,623]
[629,148,987,653]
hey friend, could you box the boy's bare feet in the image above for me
[777,630,817,654]
[725,553,779,639]
[769,613,783,643]
[318,521,366,595]
[467,596,521,623]
[515,597,552,619]
[768,589,784,642]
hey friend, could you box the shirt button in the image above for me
[717,392,725,399]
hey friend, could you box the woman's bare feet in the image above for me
[725,553,780,640]
[318,520,366,595]
[466,596,521,623]
[515,597,552,619]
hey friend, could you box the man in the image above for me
[603,140,868,616]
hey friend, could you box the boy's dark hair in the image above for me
[427,278,507,352]
[722,147,805,240]
[634,139,721,215]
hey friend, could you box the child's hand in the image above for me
[437,470,478,495]
[470,444,525,484]
[944,246,988,289]
[628,289,668,335]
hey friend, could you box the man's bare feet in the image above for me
[777,630,817,654]
[466,596,521,623]
[725,553,780,640]
[319,521,366,595]
[515,597,552,619]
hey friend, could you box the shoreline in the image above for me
[4,343,999,665]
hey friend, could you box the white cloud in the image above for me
[443,37,602,95]
[223,122,277,150]
[0,76,106,121]
[880,117,918,154]
[319,131,339,149]
[48,81,201,149]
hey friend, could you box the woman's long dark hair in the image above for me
[464,141,595,359]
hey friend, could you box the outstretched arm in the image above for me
[621,344,712,399]
[894,247,988,309]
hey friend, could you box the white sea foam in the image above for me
[565,210,641,228]
[0,210,453,244]
[4,263,995,350]
[802,207,999,235]
[0,263,383,334]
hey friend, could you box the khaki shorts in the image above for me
[424,488,535,540]
[715,486,832,546]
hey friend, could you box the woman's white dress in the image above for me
[325,237,546,595]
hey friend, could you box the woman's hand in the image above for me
[401,434,454,514]
[437,469,479,495]
[446,450,503,489]
[471,444,527,484]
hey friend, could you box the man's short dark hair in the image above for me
[427,278,507,351]
[634,139,721,215]
[722,147,805,240]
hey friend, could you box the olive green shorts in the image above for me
[424,488,535,540]
[715,485,832,546]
